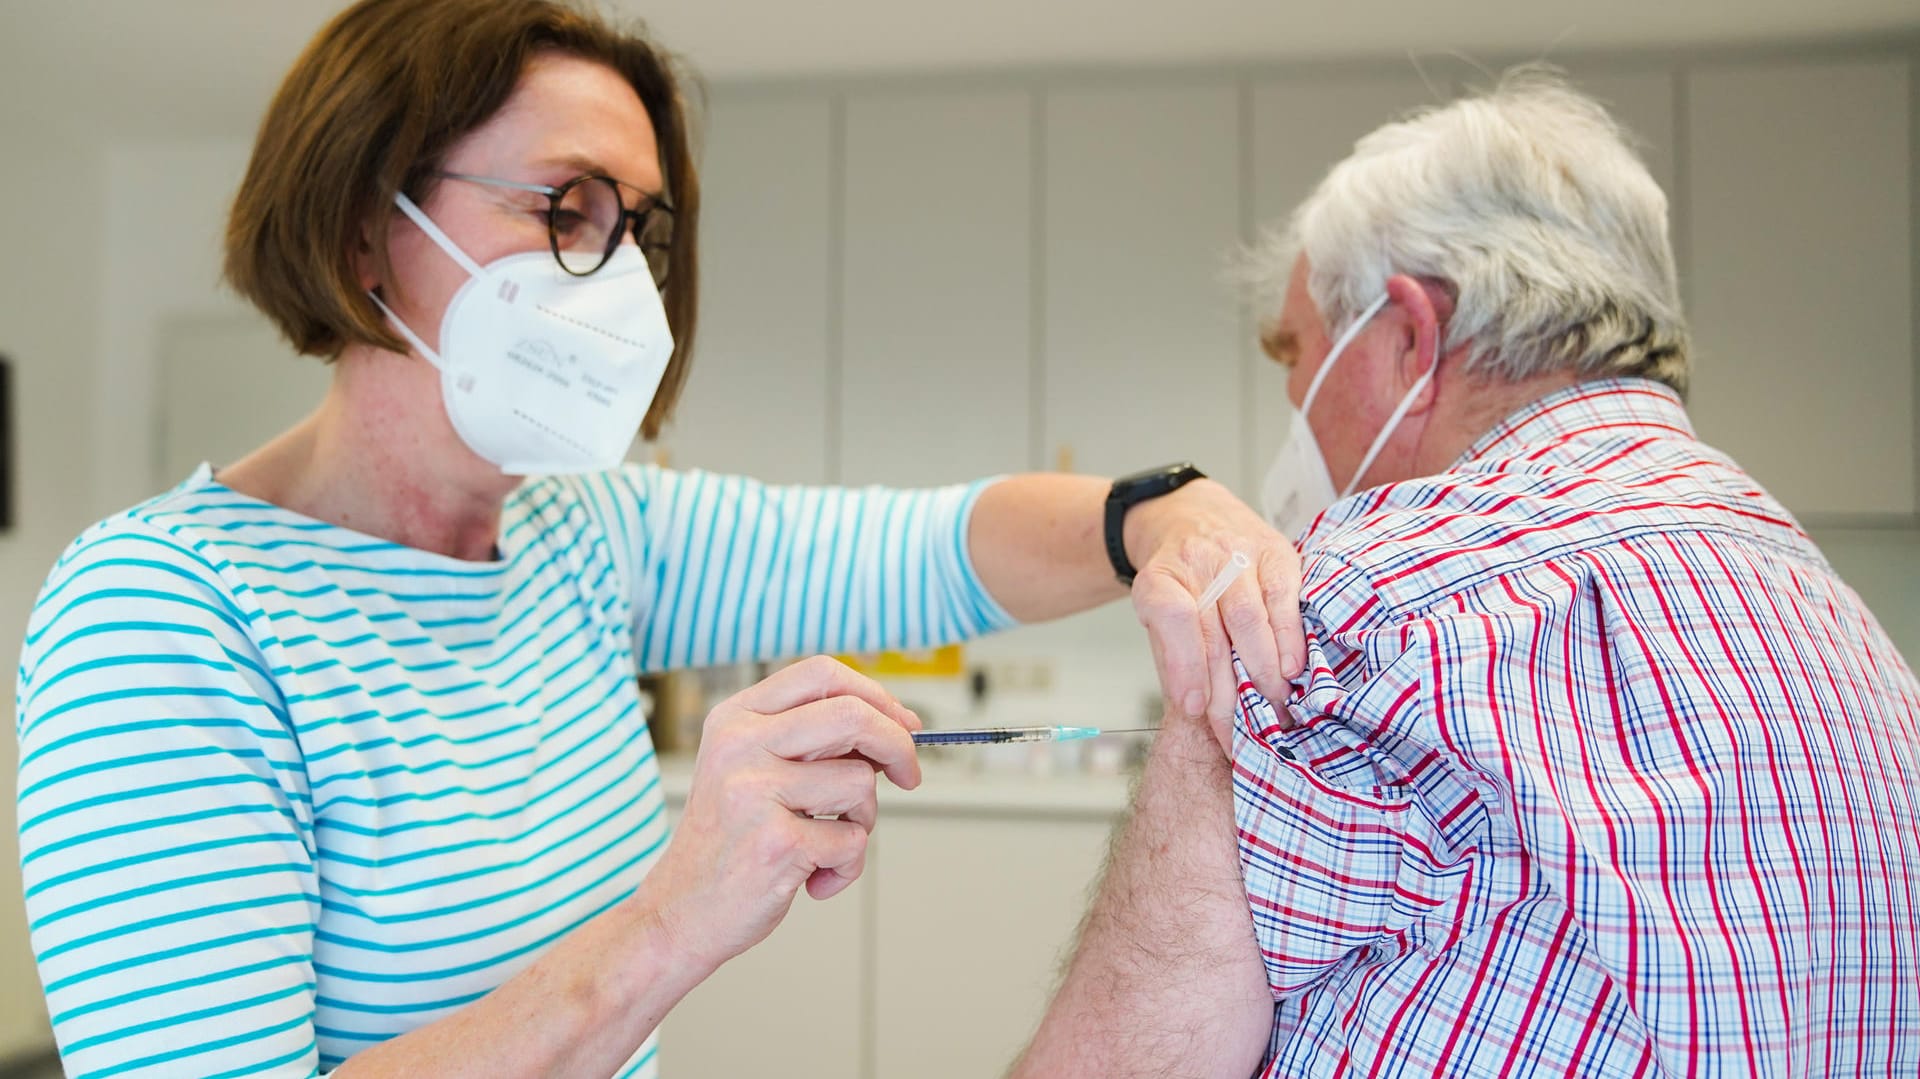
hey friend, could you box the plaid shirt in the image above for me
[1233,378,1920,1077]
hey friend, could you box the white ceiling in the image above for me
[2,0,1917,144]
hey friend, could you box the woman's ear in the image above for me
[352,215,384,293]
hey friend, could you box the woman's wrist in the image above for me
[598,890,717,1026]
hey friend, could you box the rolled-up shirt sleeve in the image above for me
[1230,612,1498,999]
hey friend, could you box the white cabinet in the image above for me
[658,864,868,1079]
[657,96,835,485]
[870,814,1118,1079]
[840,91,1035,486]
[155,311,328,485]
[1809,525,1920,662]
[1246,75,1440,502]
[657,778,868,1077]
[1042,83,1245,492]
[657,767,1126,1079]
[1685,58,1915,519]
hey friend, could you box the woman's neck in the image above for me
[217,346,518,561]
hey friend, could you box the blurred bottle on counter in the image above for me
[638,661,769,756]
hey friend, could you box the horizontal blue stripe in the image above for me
[20,742,278,806]
[72,1009,313,1079]
[308,739,535,800]
[45,923,312,997]
[19,773,311,836]
[64,980,315,1055]
[30,585,249,651]
[27,831,304,903]
[33,540,243,620]
[51,952,312,1027]
[21,714,295,776]
[32,862,317,932]
[200,1041,318,1079]
[36,893,320,966]
[26,685,289,743]
[22,800,298,869]
[314,845,650,982]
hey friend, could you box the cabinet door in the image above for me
[657,96,834,485]
[658,800,868,1078]
[870,813,1120,1079]
[156,312,328,486]
[840,91,1034,486]
[1246,75,1439,501]
[1042,83,1244,491]
[1809,524,1920,662]
[1685,58,1914,518]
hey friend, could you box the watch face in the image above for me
[1120,463,1202,499]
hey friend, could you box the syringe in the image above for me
[910,555,1252,749]
[911,725,1149,747]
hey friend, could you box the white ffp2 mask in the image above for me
[1261,293,1434,540]
[369,192,675,475]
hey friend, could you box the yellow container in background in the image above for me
[835,643,965,678]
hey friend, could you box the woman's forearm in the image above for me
[966,474,1126,623]
[331,895,708,1079]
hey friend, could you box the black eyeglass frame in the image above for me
[437,171,675,285]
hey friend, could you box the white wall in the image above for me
[0,137,261,1060]
[94,141,257,508]
[0,132,104,1057]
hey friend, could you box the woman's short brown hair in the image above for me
[224,0,701,439]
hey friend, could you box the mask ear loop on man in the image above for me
[1339,317,1441,498]
[1299,292,1392,420]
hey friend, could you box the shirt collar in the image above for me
[1455,377,1694,468]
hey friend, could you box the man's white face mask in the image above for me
[1260,293,1435,540]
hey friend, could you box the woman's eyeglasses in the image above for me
[438,171,674,286]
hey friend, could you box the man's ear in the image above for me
[1384,274,1449,410]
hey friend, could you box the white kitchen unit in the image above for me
[655,95,836,485]
[1041,82,1246,492]
[840,90,1036,486]
[658,760,1129,1079]
[1684,56,1915,520]
[155,311,327,486]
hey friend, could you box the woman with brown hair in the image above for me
[14,1,1303,1075]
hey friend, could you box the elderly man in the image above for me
[1013,68,1920,1078]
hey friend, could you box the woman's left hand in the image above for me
[1123,478,1304,747]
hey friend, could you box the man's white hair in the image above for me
[1250,65,1690,394]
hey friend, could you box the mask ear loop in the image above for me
[392,192,487,278]
[1299,293,1391,421]
[365,193,490,369]
[1340,299,1445,499]
[1340,363,1436,498]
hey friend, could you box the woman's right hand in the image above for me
[632,655,923,976]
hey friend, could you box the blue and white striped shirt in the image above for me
[16,463,1011,1078]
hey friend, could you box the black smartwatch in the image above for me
[1104,462,1206,585]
